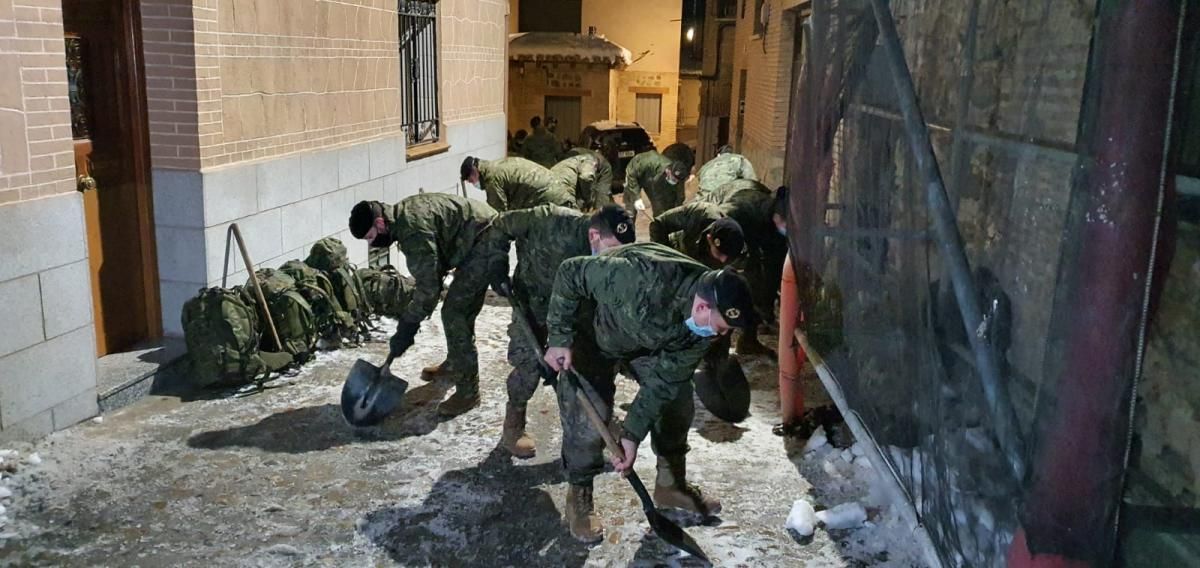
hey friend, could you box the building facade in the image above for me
[728,0,806,188]
[509,0,682,148]
[0,0,509,441]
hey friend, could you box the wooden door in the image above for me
[63,0,159,356]
[544,96,582,143]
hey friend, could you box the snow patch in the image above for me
[785,499,817,536]
[816,502,867,530]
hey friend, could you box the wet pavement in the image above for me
[0,298,927,567]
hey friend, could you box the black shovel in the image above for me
[340,354,410,427]
[504,286,710,563]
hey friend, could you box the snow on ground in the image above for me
[0,298,928,567]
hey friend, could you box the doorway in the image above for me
[545,96,583,144]
[63,0,160,356]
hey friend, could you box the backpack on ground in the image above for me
[356,265,416,318]
[242,269,318,363]
[181,286,293,389]
[278,259,355,344]
[305,238,373,334]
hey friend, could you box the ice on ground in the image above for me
[91,416,104,424]
[803,425,829,453]
[0,486,11,499]
[25,453,41,466]
[817,502,868,530]
[785,499,817,536]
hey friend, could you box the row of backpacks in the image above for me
[182,237,415,389]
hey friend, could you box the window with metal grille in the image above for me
[399,0,440,147]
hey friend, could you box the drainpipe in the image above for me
[1010,0,1182,565]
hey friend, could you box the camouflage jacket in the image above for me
[649,202,726,269]
[546,242,714,442]
[552,152,614,211]
[385,194,498,324]
[695,178,780,254]
[695,153,758,199]
[521,127,563,168]
[483,204,592,320]
[623,151,680,207]
[478,157,575,212]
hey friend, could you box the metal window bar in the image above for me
[399,0,440,147]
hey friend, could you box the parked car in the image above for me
[577,121,656,194]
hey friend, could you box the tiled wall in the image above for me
[0,0,76,204]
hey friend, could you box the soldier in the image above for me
[460,156,576,212]
[697,179,789,356]
[694,146,758,202]
[661,142,696,180]
[649,201,746,269]
[543,243,758,542]
[623,150,691,223]
[484,204,637,458]
[347,194,505,417]
[551,151,614,212]
[522,115,564,168]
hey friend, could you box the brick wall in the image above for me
[730,0,797,187]
[441,0,507,125]
[0,0,75,204]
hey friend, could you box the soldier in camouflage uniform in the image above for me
[649,201,746,269]
[482,205,636,458]
[661,142,696,180]
[623,150,691,223]
[348,194,506,417]
[551,151,614,212]
[460,156,576,211]
[694,146,758,202]
[694,179,790,355]
[543,243,758,543]
[521,116,564,168]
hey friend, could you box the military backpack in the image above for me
[305,238,373,333]
[356,265,416,319]
[181,286,293,388]
[242,269,318,362]
[278,259,355,344]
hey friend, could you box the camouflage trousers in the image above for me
[627,184,685,224]
[505,308,548,409]
[439,228,507,395]
[740,245,787,325]
[557,349,695,486]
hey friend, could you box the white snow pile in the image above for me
[785,499,817,536]
[508,32,633,67]
[802,425,828,454]
[816,502,868,530]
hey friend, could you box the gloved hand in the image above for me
[492,274,512,298]
[389,320,421,359]
[634,198,647,212]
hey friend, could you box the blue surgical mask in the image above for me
[685,317,717,337]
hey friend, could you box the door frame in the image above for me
[70,0,162,346]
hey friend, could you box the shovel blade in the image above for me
[648,510,711,563]
[694,356,751,423]
[341,358,409,427]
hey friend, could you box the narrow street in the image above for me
[0,298,924,567]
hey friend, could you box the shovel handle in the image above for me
[572,376,626,461]
[230,224,284,353]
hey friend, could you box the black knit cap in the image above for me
[701,269,757,329]
[348,200,382,239]
[591,204,636,244]
[705,217,745,260]
[668,160,690,181]
[460,156,479,181]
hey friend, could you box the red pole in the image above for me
[1010,1,1180,565]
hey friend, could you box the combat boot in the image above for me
[501,403,536,458]
[421,360,451,381]
[565,483,603,543]
[653,455,722,517]
[436,376,480,417]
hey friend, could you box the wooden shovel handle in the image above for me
[569,369,626,462]
[230,224,284,353]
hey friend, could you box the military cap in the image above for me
[667,160,690,182]
[460,156,479,181]
[705,217,745,260]
[591,204,636,244]
[702,269,758,329]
